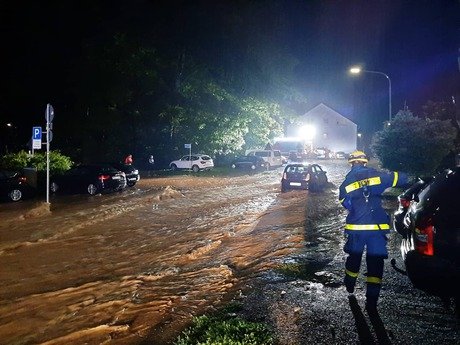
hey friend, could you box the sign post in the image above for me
[45,104,54,204]
[184,143,192,170]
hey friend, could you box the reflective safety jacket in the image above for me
[339,165,408,234]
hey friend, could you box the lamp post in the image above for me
[350,67,392,123]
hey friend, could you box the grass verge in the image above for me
[173,303,274,345]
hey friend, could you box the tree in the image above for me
[57,2,305,165]
[422,100,460,147]
[371,112,456,176]
[0,150,73,175]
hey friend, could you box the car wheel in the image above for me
[192,165,200,173]
[231,164,236,169]
[170,164,177,171]
[87,184,98,195]
[8,189,22,202]
[50,182,59,193]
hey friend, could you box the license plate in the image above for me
[289,182,301,186]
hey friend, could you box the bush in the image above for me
[0,151,30,171]
[0,150,73,175]
[371,112,456,176]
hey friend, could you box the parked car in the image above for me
[109,162,140,187]
[0,170,36,202]
[281,163,328,192]
[231,155,267,170]
[335,151,346,159]
[393,177,432,235]
[314,148,327,159]
[50,164,126,195]
[169,154,214,172]
[394,168,460,301]
[245,149,284,168]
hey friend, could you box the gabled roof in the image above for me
[301,103,356,126]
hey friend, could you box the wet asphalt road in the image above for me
[231,160,460,345]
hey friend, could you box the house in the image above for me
[286,103,357,153]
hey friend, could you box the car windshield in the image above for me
[285,165,306,173]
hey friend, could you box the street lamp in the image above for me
[349,66,392,123]
[357,132,362,150]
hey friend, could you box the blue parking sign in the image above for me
[32,126,42,149]
[33,127,42,140]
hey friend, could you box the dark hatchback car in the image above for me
[50,164,126,196]
[281,163,328,192]
[231,155,267,170]
[394,167,460,302]
[0,170,36,202]
[109,162,140,187]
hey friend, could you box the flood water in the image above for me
[0,161,350,344]
[4,160,458,345]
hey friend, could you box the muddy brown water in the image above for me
[2,160,460,345]
[0,161,350,344]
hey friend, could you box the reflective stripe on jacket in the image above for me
[339,165,408,234]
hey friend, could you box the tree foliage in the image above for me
[0,150,73,174]
[52,2,305,166]
[371,112,456,176]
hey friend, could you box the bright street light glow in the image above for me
[298,124,316,140]
[349,67,361,74]
[6,123,13,127]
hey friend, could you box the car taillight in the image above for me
[399,197,411,208]
[303,173,310,181]
[98,174,110,181]
[415,216,434,256]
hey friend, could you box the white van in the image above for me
[245,149,284,168]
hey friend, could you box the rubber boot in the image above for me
[365,295,378,314]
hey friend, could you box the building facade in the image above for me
[287,103,357,153]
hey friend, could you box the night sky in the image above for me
[1,0,459,142]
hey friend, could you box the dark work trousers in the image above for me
[344,232,387,301]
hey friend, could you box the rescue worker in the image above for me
[339,150,409,311]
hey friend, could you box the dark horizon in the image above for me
[1,0,459,147]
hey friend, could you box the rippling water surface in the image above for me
[0,161,351,344]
